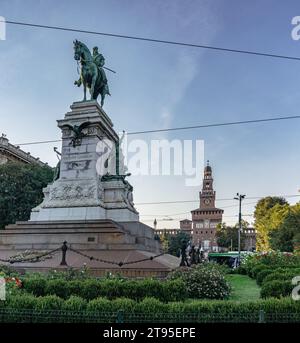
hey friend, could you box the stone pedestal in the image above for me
[0,101,180,276]
[30,101,139,222]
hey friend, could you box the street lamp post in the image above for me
[234,193,246,264]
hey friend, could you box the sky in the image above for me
[1,0,300,229]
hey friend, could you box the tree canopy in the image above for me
[269,203,300,252]
[253,196,300,252]
[0,162,53,229]
[254,196,289,251]
[167,231,190,257]
[216,221,248,250]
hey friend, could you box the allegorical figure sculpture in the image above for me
[73,40,111,106]
[53,147,61,182]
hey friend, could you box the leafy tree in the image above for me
[159,231,169,252]
[269,203,300,252]
[254,197,289,252]
[167,231,190,257]
[0,163,53,229]
[216,221,247,250]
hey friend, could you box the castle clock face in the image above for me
[204,199,211,205]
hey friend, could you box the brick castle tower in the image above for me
[190,161,223,251]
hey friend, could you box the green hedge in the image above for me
[261,280,294,298]
[252,266,300,286]
[22,278,188,302]
[3,294,300,314]
[250,264,271,278]
[256,269,274,286]
[262,270,300,286]
[242,263,300,280]
[1,295,300,323]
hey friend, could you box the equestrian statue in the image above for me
[73,40,113,107]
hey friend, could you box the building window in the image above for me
[195,222,204,229]
[203,240,210,249]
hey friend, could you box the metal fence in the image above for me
[0,308,300,323]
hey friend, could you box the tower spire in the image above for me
[201,160,214,207]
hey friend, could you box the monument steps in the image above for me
[5,219,125,231]
[0,219,160,252]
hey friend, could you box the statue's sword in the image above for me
[103,66,116,74]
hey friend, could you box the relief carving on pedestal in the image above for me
[49,184,96,201]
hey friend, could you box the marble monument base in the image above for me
[30,206,139,222]
[0,101,180,277]
[0,219,179,277]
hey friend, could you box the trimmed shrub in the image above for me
[63,296,87,311]
[138,279,163,300]
[256,269,274,286]
[67,280,83,296]
[261,280,294,298]
[86,297,112,312]
[110,298,135,313]
[99,279,124,299]
[22,277,188,302]
[161,279,187,302]
[6,293,37,309]
[250,264,269,278]
[262,270,300,286]
[23,278,47,296]
[34,295,64,310]
[2,294,300,323]
[233,265,248,275]
[116,280,139,300]
[45,279,68,299]
[135,297,166,314]
[81,280,101,300]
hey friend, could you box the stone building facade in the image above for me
[179,219,192,234]
[0,134,46,167]
[243,227,256,251]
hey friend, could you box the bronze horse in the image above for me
[73,40,110,106]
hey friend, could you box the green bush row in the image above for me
[262,270,300,286]
[1,294,300,320]
[242,258,300,280]
[246,263,300,285]
[22,278,188,302]
[257,267,300,285]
